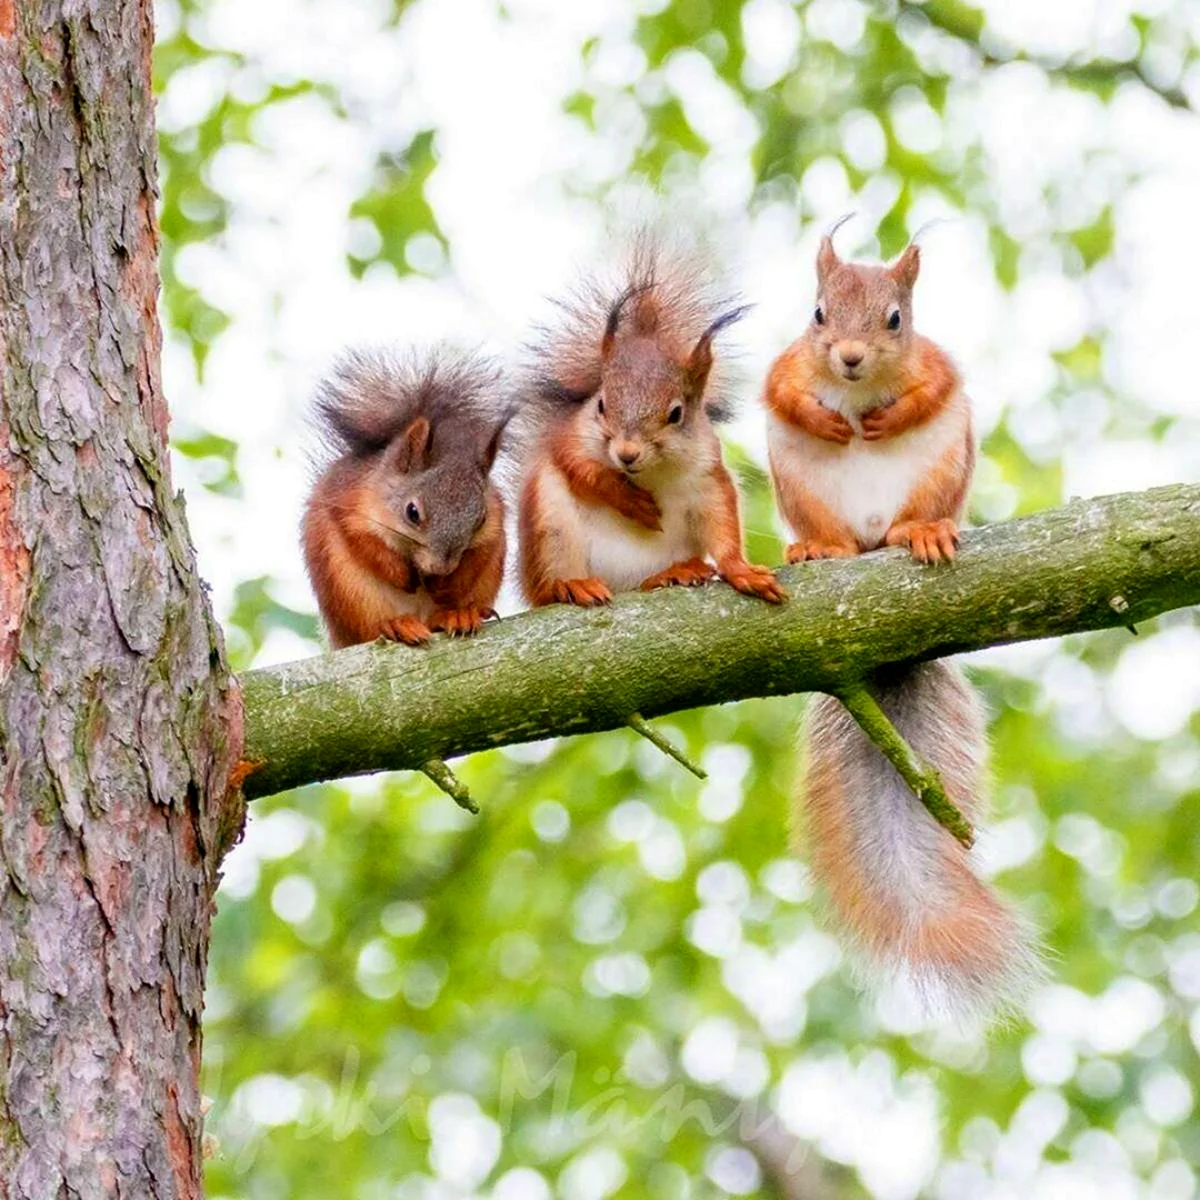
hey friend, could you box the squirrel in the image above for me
[764,227,1037,1019]
[518,238,786,609]
[301,348,510,649]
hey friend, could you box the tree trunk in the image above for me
[0,2,240,1194]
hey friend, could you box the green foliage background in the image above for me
[155,1,1200,1196]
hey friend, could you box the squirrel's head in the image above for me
[370,415,504,579]
[590,287,745,477]
[808,231,920,389]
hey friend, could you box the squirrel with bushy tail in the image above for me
[302,349,510,649]
[765,220,1040,1020]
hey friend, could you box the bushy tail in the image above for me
[797,662,1039,1022]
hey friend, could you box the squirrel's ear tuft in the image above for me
[816,235,839,282]
[480,409,512,472]
[684,305,748,402]
[890,243,921,290]
[392,415,433,472]
[816,212,854,282]
[602,283,650,364]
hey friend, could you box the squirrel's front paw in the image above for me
[860,402,902,440]
[618,487,663,531]
[885,519,959,564]
[551,577,613,607]
[640,557,716,591]
[430,607,490,637]
[804,406,855,444]
[785,540,858,563]
[379,615,432,645]
[719,560,788,604]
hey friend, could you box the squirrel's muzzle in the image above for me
[609,438,644,471]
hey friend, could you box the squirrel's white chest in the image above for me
[767,396,968,548]
[583,502,696,590]
[542,470,699,590]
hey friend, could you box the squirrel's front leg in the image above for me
[428,508,506,636]
[639,557,717,592]
[550,430,661,530]
[883,434,973,564]
[519,463,612,608]
[767,451,860,563]
[702,464,787,604]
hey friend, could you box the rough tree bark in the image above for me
[0,2,240,1195]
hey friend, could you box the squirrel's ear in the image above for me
[684,306,749,402]
[392,416,432,472]
[890,243,920,290]
[816,235,839,283]
[601,283,651,365]
[480,421,505,472]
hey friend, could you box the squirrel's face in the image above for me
[809,239,919,390]
[374,417,499,578]
[591,338,706,476]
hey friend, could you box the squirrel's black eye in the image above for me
[887,309,901,331]
[597,396,605,416]
[814,306,825,326]
[404,500,422,526]
[666,403,684,425]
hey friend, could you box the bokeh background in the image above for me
[153,0,1200,1196]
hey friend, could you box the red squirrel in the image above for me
[302,349,509,648]
[518,239,786,608]
[764,229,1037,1019]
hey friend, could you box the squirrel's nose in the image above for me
[614,441,642,467]
[839,347,864,368]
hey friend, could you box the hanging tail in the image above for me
[797,661,1040,1021]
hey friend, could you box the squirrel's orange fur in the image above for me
[766,231,1037,1020]
[302,350,509,648]
[518,238,785,609]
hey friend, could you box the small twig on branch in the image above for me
[422,758,478,814]
[835,683,974,848]
[627,712,708,779]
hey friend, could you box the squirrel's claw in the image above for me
[551,577,613,607]
[719,560,788,604]
[378,615,432,645]
[640,557,717,591]
[885,519,959,564]
[430,607,487,637]
[786,540,858,563]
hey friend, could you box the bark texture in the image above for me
[240,484,1200,800]
[0,3,240,1195]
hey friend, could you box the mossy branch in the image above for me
[238,485,1200,801]
[627,713,708,779]
[422,758,478,814]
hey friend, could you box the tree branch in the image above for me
[835,682,974,847]
[238,485,1200,801]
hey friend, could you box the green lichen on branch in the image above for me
[239,484,1200,801]
[422,758,478,814]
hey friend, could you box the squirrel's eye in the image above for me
[814,306,825,326]
[597,395,606,416]
[666,403,684,426]
[404,500,422,526]
[887,309,901,331]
